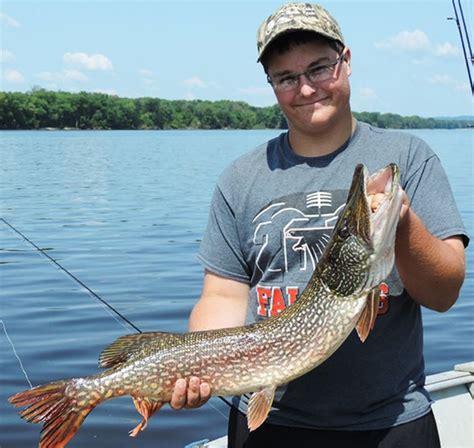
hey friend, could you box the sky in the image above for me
[1,0,473,118]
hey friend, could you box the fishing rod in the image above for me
[448,0,474,94]
[1,217,234,412]
[457,0,473,63]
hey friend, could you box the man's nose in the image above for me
[298,74,317,95]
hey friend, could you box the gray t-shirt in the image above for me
[197,121,468,430]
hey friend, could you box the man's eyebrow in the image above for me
[270,56,333,77]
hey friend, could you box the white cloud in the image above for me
[375,30,430,52]
[2,69,25,83]
[457,83,470,93]
[139,69,153,78]
[64,52,113,71]
[34,72,57,82]
[358,87,378,100]
[434,42,460,57]
[63,69,89,82]
[183,76,207,88]
[0,13,20,28]
[429,74,469,92]
[429,74,451,85]
[35,69,88,83]
[412,58,429,65]
[375,30,460,58]
[139,69,157,86]
[0,49,15,63]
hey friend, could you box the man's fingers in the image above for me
[200,382,211,401]
[368,193,385,212]
[186,377,201,408]
[170,377,211,410]
[170,378,187,410]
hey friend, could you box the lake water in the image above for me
[0,128,472,447]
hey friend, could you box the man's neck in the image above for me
[288,114,356,158]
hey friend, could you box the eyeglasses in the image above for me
[267,51,345,93]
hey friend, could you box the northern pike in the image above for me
[9,163,403,447]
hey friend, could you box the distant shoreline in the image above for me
[3,126,471,132]
[1,89,472,130]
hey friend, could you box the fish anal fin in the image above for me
[129,396,163,437]
[247,386,276,432]
[99,332,182,368]
[356,287,381,343]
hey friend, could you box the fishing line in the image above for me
[1,319,33,389]
[1,217,234,416]
[1,217,142,333]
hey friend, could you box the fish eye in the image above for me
[338,225,350,239]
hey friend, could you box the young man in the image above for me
[171,3,468,447]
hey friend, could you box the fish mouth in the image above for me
[365,163,402,249]
[344,163,403,286]
[346,163,401,243]
[364,163,403,284]
[316,163,402,296]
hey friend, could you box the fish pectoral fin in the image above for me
[356,287,381,343]
[99,332,183,368]
[129,396,163,437]
[246,386,276,432]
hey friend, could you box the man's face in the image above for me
[266,40,352,137]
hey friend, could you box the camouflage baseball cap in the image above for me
[256,2,345,61]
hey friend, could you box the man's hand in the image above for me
[170,377,211,410]
[368,188,410,222]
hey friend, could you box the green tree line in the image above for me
[0,89,471,130]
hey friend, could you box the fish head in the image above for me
[317,163,403,296]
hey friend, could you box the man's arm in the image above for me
[189,270,250,331]
[170,270,250,410]
[395,206,466,312]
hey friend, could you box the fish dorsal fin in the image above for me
[356,287,381,343]
[247,386,276,431]
[99,332,179,368]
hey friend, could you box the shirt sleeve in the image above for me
[197,183,251,282]
[403,137,469,247]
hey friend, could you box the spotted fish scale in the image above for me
[9,163,403,447]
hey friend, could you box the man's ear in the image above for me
[344,47,352,76]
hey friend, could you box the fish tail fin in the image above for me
[9,379,99,448]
